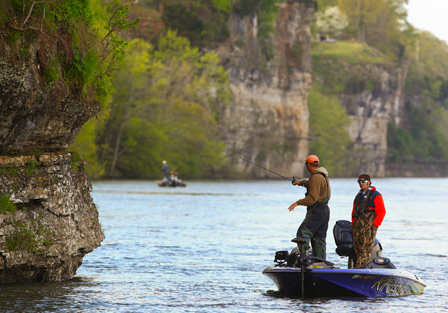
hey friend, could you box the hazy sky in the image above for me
[406,0,448,44]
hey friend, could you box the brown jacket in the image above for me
[296,167,331,207]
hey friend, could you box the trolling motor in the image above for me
[291,237,311,298]
[291,237,312,267]
[273,238,311,297]
[271,237,334,298]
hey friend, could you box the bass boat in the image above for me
[263,220,426,298]
[157,180,186,187]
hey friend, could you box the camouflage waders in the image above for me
[352,210,377,268]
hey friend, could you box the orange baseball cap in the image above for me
[305,155,319,165]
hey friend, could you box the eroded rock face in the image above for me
[339,61,409,177]
[0,54,100,155]
[0,32,103,282]
[0,153,104,283]
[218,1,316,178]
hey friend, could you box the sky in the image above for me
[406,0,448,44]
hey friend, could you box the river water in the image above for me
[1,178,448,312]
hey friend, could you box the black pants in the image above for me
[296,203,330,259]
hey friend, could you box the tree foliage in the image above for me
[66,0,448,178]
[335,0,410,58]
[160,0,231,48]
[363,0,409,58]
[314,6,348,38]
[69,110,109,179]
[337,0,385,42]
[308,86,352,176]
[387,101,448,163]
[91,32,231,179]
[0,0,139,107]
[316,0,338,9]
[388,30,448,165]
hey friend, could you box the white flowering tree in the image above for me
[314,6,349,40]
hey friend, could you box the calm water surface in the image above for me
[1,178,448,312]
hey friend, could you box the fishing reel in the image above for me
[292,176,301,185]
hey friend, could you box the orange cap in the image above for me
[305,155,319,165]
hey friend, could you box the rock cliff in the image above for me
[0,37,104,282]
[0,53,99,155]
[337,60,409,177]
[0,153,104,283]
[218,1,316,178]
[219,1,410,178]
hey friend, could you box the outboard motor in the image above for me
[333,220,383,269]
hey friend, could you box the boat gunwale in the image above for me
[262,266,426,287]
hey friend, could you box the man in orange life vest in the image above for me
[352,174,386,268]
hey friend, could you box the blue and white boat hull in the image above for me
[263,267,426,297]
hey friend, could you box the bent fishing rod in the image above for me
[226,152,297,184]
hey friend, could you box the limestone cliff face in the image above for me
[0,42,103,282]
[0,53,100,155]
[218,1,316,178]
[338,60,409,177]
[0,153,104,283]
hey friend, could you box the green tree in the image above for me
[316,0,338,9]
[144,31,231,178]
[97,38,152,177]
[161,0,231,48]
[363,0,410,58]
[388,95,448,165]
[69,110,109,179]
[109,39,151,176]
[308,87,352,176]
[337,0,384,42]
[97,31,231,178]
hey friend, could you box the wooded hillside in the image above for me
[65,0,448,178]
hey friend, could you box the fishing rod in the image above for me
[226,151,296,184]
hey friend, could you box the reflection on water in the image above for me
[1,178,447,312]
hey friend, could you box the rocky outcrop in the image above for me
[218,0,316,178]
[0,54,100,155]
[0,35,103,282]
[339,60,409,177]
[0,152,104,283]
[219,0,411,179]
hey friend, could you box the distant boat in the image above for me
[157,180,186,187]
[263,220,426,298]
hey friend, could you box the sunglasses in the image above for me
[357,179,369,183]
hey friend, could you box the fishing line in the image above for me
[225,151,295,183]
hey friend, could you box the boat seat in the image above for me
[333,220,356,257]
[333,220,382,261]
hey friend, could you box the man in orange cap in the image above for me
[288,155,331,259]
[351,174,386,268]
